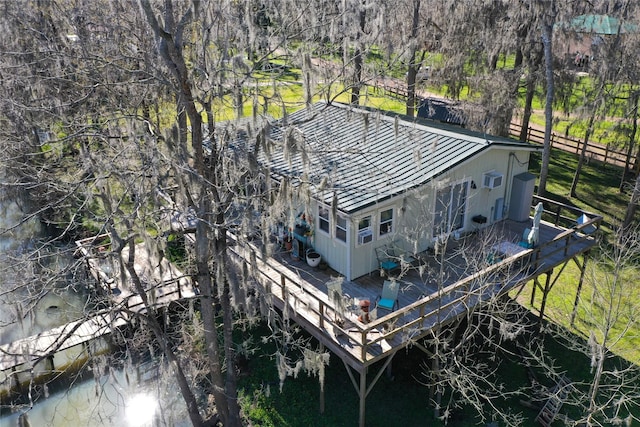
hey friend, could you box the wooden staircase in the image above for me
[535,374,571,427]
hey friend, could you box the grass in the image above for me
[238,339,438,427]
[517,148,640,367]
[205,80,409,124]
[237,325,530,427]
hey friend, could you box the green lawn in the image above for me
[237,325,540,427]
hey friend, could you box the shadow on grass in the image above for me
[236,307,638,427]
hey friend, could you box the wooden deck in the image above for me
[0,238,197,376]
[228,196,602,373]
[0,197,601,427]
[0,311,128,373]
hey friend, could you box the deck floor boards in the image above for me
[232,218,597,369]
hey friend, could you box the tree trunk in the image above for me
[215,226,242,427]
[140,2,241,424]
[406,0,421,117]
[119,232,205,427]
[519,47,543,142]
[196,195,233,425]
[537,13,555,196]
[350,1,366,106]
[622,173,640,230]
[570,112,596,198]
[519,75,536,142]
[620,91,639,192]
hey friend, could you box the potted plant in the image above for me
[306,248,321,268]
[283,235,292,251]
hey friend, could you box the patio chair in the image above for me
[518,228,535,249]
[375,245,400,277]
[375,280,400,312]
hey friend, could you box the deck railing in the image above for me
[229,199,602,366]
[76,234,196,309]
[72,200,602,370]
[354,200,601,363]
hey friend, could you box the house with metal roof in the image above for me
[556,14,638,67]
[261,102,539,280]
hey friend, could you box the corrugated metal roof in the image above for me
[258,102,534,214]
[567,14,638,35]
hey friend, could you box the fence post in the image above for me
[604,143,610,164]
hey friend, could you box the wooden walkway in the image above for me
[0,311,128,372]
[0,238,197,376]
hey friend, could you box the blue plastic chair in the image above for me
[518,228,534,249]
[375,280,400,312]
[376,246,399,276]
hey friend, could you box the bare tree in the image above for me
[535,0,557,196]
[522,225,640,426]
[569,2,635,199]
[415,222,536,426]
[0,1,348,424]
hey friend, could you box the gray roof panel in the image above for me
[260,102,535,214]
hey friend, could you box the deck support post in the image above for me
[531,277,540,305]
[359,367,367,427]
[319,343,325,414]
[537,270,553,333]
[341,354,397,427]
[431,355,441,419]
[570,251,589,327]
[386,357,393,379]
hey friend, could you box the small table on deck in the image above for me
[491,241,530,268]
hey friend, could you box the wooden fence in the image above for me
[509,121,632,170]
[365,81,635,171]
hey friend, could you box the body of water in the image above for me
[2,359,190,427]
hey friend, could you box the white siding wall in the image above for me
[309,148,532,280]
[462,149,532,230]
[310,200,349,277]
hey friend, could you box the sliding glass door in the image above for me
[433,181,468,237]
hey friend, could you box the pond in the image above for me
[1,358,191,427]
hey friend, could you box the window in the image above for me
[357,215,373,245]
[379,208,394,236]
[318,205,329,233]
[336,216,347,242]
[433,182,468,237]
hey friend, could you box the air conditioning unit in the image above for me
[482,171,503,189]
[357,229,373,245]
